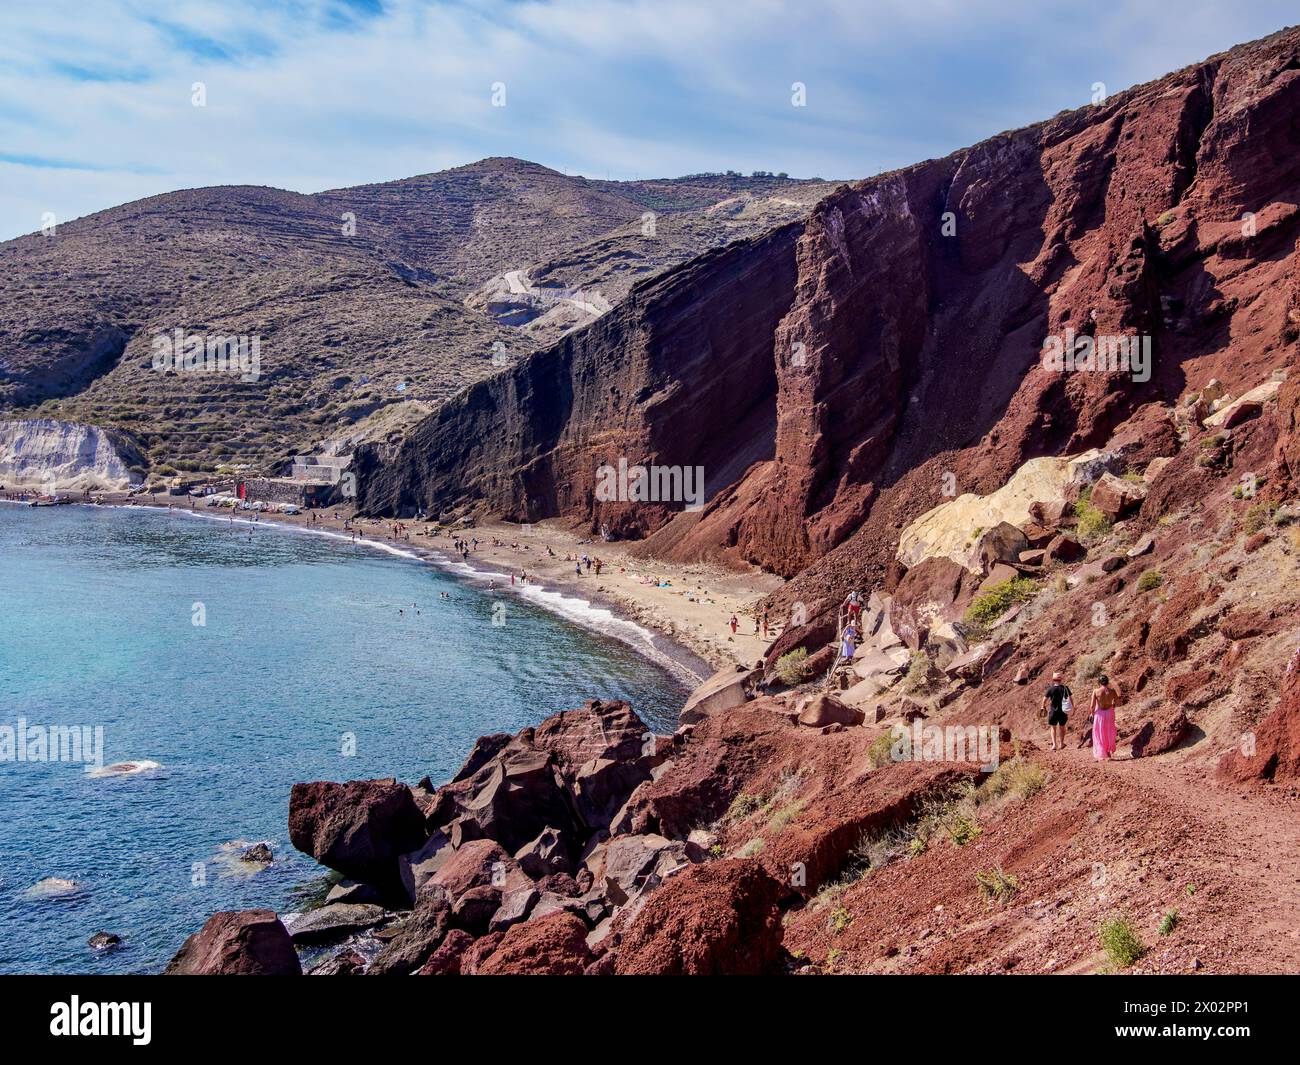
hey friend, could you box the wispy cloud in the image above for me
[0,0,1294,239]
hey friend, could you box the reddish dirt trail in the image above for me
[1046,744,1300,973]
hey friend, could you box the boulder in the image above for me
[1126,534,1155,558]
[450,732,513,782]
[1129,708,1190,759]
[88,931,121,952]
[415,928,475,975]
[599,833,692,905]
[433,738,582,853]
[288,779,427,900]
[241,843,273,864]
[1205,378,1281,429]
[474,911,594,975]
[1046,534,1085,562]
[972,522,1030,573]
[367,886,452,976]
[165,909,301,975]
[796,693,865,728]
[613,859,784,975]
[1219,645,1300,785]
[489,887,540,933]
[1018,548,1046,566]
[428,838,530,903]
[451,884,503,935]
[325,878,385,906]
[287,903,387,944]
[944,641,1014,683]
[513,826,573,879]
[889,557,977,650]
[1029,499,1071,527]
[1089,472,1147,522]
[680,665,758,725]
[397,829,453,904]
[977,562,1022,594]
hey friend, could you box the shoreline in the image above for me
[7,494,783,690]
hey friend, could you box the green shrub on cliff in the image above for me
[1074,497,1111,541]
[964,576,1039,635]
[1099,915,1146,970]
[775,647,811,686]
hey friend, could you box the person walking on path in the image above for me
[1090,675,1120,760]
[729,614,738,634]
[840,621,859,661]
[1042,671,1073,751]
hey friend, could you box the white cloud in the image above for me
[0,0,1294,239]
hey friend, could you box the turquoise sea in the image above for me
[0,504,688,974]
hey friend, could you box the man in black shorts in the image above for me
[1042,671,1072,751]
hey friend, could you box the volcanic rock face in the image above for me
[353,222,801,533]
[165,910,300,975]
[1220,644,1300,784]
[357,29,1300,614]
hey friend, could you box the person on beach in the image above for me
[1090,675,1120,761]
[576,560,582,576]
[1042,671,1072,751]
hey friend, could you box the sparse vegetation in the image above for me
[726,792,765,822]
[981,754,1047,801]
[902,650,940,693]
[1074,497,1112,541]
[767,799,806,835]
[1243,504,1269,535]
[775,647,811,686]
[1137,569,1163,592]
[1158,909,1180,936]
[868,728,900,768]
[964,576,1040,634]
[1099,915,1146,969]
[1075,653,1104,689]
[975,867,1019,905]
[829,906,852,933]
[737,838,765,858]
[945,811,982,847]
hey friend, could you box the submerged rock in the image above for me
[88,931,122,952]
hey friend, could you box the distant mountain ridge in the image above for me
[0,157,835,475]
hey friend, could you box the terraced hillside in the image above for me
[0,158,835,476]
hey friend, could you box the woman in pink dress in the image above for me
[1090,675,1120,760]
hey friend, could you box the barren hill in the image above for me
[0,158,834,475]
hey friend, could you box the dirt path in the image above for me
[1046,745,1300,972]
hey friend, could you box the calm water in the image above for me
[0,504,687,974]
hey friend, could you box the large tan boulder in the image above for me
[896,450,1111,572]
[796,693,865,728]
[680,665,758,725]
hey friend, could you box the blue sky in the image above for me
[0,0,1295,241]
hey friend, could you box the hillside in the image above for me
[0,159,834,476]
